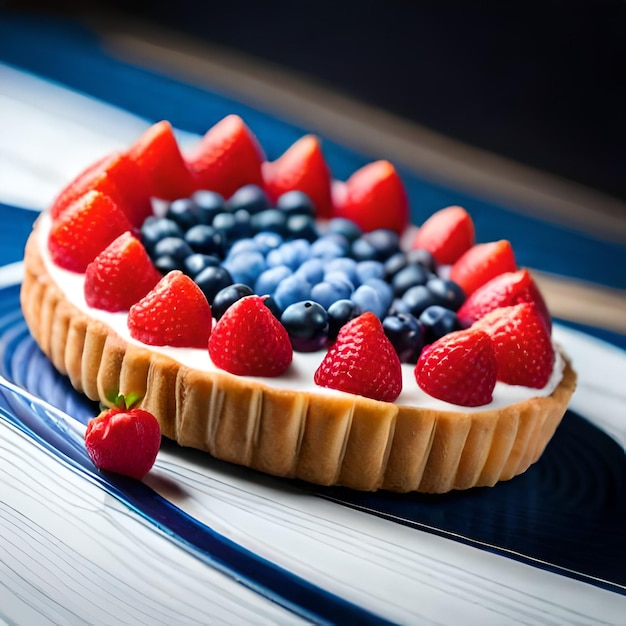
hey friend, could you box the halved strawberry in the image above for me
[85,395,161,480]
[209,295,292,376]
[48,190,134,273]
[50,152,153,227]
[128,270,212,348]
[314,311,402,402]
[84,231,162,312]
[331,160,409,235]
[414,328,497,407]
[411,205,475,265]
[449,240,517,296]
[127,120,195,201]
[262,135,333,218]
[457,269,551,331]
[186,114,265,199]
[473,303,555,388]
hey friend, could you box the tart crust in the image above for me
[21,226,577,493]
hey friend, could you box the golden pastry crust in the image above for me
[21,227,577,493]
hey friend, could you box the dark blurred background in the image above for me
[5,0,626,203]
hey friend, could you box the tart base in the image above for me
[20,227,577,493]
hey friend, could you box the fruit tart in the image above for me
[20,115,576,493]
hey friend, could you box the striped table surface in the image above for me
[0,15,625,626]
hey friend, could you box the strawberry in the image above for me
[457,269,551,331]
[84,231,162,312]
[414,328,497,407]
[186,114,265,199]
[449,239,517,296]
[473,303,555,388]
[209,295,292,376]
[331,160,409,235]
[411,205,475,265]
[314,312,402,402]
[48,190,134,273]
[50,152,153,227]
[84,394,161,480]
[128,270,212,348]
[127,120,195,201]
[262,134,333,218]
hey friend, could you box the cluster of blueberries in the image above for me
[140,184,467,362]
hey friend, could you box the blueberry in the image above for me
[213,211,251,243]
[153,236,194,263]
[324,257,358,285]
[351,284,387,319]
[419,305,461,343]
[194,265,233,304]
[226,184,270,215]
[255,265,293,296]
[361,229,401,260]
[356,260,385,285]
[140,217,184,253]
[286,214,318,241]
[184,224,226,257]
[311,279,353,310]
[154,255,181,274]
[231,209,253,240]
[391,263,429,297]
[250,209,288,236]
[227,238,263,258]
[211,283,255,320]
[327,299,362,340]
[267,239,311,270]
[310,235,348,260]
[192,190,226,223]
[166,198,201,231]
[363,277,394,313]
[280,300,329,352]
[383,251,409,280]
[350,236,378,262]
[183,253,220,277]
[273,274,312,311]
[294,257,325,284]
[277,190,316,217]
[401,284,438,317]
[253,231,284,254]
[222,250,266,288]
[382,313,425,363]
[426,277,466,311]
[326,218,362,242]
[406,248,436,273]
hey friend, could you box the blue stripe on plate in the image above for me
[0,16,625,290]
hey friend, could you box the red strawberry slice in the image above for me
[186,114,265,199]
[449,239,517,296]
[411,205,475,265]
[128,270,212,348]
[48,190,134,273]
[473,303,555,388]
[84,231,162,312]
[457,269,551,331]
[50,152,153,228]
[314,312,402,402]
[127,120,195,201]
[85,399,161,480]
[331,160,409,235]
[262,134,333,218]
[209,295,292,376]
[414,328,497,407]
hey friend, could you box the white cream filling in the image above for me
[37,212,564,411]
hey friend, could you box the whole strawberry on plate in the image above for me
[84,394,161,480]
